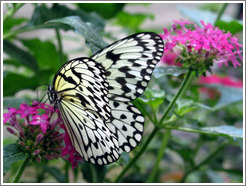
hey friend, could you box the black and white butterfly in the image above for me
[47,32,164,165]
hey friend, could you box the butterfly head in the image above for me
[47,85,57,105]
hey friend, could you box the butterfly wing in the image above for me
[91,32,164,153]
[59,100,120,165]
[91,32,164,102]
[106,101,144,153]
[53,57,111,121]
[53,58,120,165]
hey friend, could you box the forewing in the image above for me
[91,32,164,102]
[59,100,120,165]
[53,57,111,120]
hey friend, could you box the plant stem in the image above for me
[159,69,193,125]
[180,141,229,182]
[55,28,64,64]
[147,129,171,182]
[12,156,31,183]
[3,3,24,23]
[214,3,228,25]
[115,126,159,182]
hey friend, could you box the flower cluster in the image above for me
[160,20,243,76]
[3,101,82,168]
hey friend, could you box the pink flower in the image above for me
[199,75,243,88]
[161,50,182,66]
[61,124,83,169]
[3,101,83,166]
[30,114,50,133]
[3,107,16,124]
[17,103,39,118]
[160,20,243,76]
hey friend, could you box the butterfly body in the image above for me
[48,32,164,165]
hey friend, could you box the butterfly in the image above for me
[47,32,164,165]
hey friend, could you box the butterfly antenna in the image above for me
[32,83,51,106]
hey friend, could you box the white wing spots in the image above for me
[152,60,158,64]
[146,68,153,74]
[135,134,142,141]
[141,34,151,39]
[107,155,113,163]
[107,101,144,153]
[136,115,144,122]
[144,76,150,80]
[134,122,143,132]
[97,158,103,165]
[137,33,145,37]
[137,89,144,94]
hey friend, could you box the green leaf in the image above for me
[3,143,27,173]
[3,97,33,109]
[178,6,234,26]
[26,4,105,32]
[46,16,107,53]
[3,72,40,96]
[21,39,64,70]
[81,162,107,183]
[166,96,213,116]
[201,125,243,139]
[153,66,189,78]
[75,3,125,19]
[139,88,165,109]
[3,40,39,73]
[3,17,27,35]
[115,11,154,32]
[44,166,66,183]
[215,20,243,35]
[4,59,23,67]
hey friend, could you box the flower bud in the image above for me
[6,127,18,136]
[36,134,44,143]
[36,156,41,163]
[19,141,25,146]
[33,149,41,156]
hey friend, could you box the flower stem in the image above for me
[214,3,228,25]
[180,141,229,182]
[12,156,31,183]
[55,28,64,64]
[159,69,193,125]
[147,129,171,182]
[115,126,159,182]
